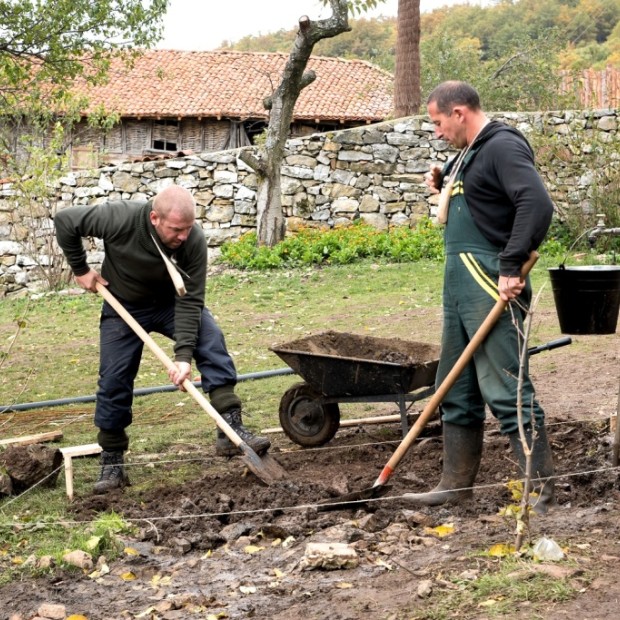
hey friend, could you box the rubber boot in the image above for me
[402,422,484,506]
[215,408,271,457]
[508,425,556,514]
[93,450,129,494]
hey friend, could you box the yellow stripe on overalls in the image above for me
[459,253,500,301]
[452,180,464,196]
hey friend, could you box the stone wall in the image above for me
[1,109,618,295]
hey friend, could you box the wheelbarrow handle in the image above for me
[373,251,540,487]
[528,336,572,356]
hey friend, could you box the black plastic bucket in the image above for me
[548,265,620,334]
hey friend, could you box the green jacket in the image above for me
[54,200,207,363]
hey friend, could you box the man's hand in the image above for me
[75,269,108,293]
[169,361,191,390]
[498,275,525,301]
[425,165,443,194]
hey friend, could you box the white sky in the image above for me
[158,0,490,51]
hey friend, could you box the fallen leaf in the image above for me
[124,546,139,556]
[424,523,455,538]
[239,585,257,594]
[85,536,101,551]
[488,543,515,557]
[336,582,354,589]
[478,599,498,608]
[67,616,89,620]
[244,545,264,554]
[120,571,137,581]
[273,568,284,579]
[151,574,171,587]
[374,558,394,570]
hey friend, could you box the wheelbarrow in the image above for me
[270,331,441,447]
[270,330,572,448]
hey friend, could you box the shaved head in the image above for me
[152,185,196,220]
[150,185,197,249]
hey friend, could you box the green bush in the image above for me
[219,219,445,270]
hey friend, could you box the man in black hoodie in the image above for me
[403,81,556,513]
[55,185,270,493]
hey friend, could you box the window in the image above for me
[152,120,179,151]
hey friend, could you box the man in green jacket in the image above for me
[55,184,270,493]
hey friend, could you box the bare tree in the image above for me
[238,0,352,247]
[394,0,421,117]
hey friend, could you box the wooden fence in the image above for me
[560,67,620,109]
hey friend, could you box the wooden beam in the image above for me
[0,430,63,447]
[262,414,406,434]
[60,443,102,501]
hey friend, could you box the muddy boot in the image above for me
[402,422,484,506]
[509,424,556,515]
[215,408,271,457]
[93,450,129,494]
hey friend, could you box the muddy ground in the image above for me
[1,329,619,620]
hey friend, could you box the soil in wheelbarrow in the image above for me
[2,335,620,620]
[279,330,439,365]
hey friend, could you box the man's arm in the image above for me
[172,225,208,363]
[490,135,554,276]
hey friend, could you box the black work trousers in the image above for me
[95,299,237,434]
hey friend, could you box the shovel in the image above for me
[95,283,287,485]
[319,251,539,511]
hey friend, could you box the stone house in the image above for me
[67,49,394,169]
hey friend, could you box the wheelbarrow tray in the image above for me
[270,330,440,397]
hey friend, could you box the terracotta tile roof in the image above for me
[74,49,393,122]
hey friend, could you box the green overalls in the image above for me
[436,147,545,435]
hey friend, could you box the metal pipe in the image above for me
[0,367,295,413]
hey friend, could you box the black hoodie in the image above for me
[446,120,554,276]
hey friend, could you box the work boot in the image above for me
[402,422,484,506]
[215,408,271,457]
[508,424,556,514]
[93,450,129,494]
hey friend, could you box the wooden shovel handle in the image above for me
[374,251,539,486]
[95,282,243,448]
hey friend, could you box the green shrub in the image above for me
[219,219,445,270]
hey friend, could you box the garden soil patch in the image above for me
[1,330,619,620]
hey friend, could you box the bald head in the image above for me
[150,185,197,250]
[152,185,196,220]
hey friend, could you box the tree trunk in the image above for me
[394,0,421,118]
[239,1,350,247]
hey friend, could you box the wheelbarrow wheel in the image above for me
[279,382,340,447]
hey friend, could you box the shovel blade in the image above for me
[317,484,391,512]
[239,444,287,485]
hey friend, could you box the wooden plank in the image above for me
[262,414,405,434]
[60,443,102,458]
[0,430,63,447]
[60,444,102,501]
